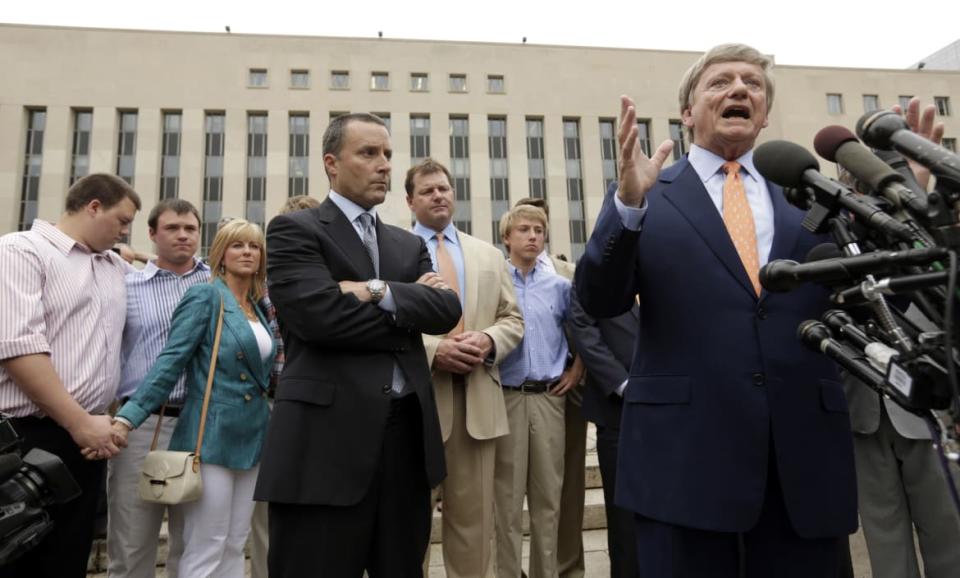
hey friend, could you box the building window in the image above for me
[863,94,880,113]
[159,111,182,200]
[454,220,472,235]
[410,73,429,92]
[290,69,310,88]
[330,71,350,90]
[599,119,618,193]
[827,93,844,115]
[943,138,957,153]
[449,74,467,93]
[19,109,45,231]
[526,118,546,199]
[489,116,509,251]
[636,119,652,157]
[564,119,587,260]
[410,115,431,164]
[70,110,92,185]
[935,96,951,116]
[202,113,226,255]
[248,68,268,87]
[899,95,913,110]
[449,116,472,229]
[668,120,687,161]
[289,113,309,197]
[117,110,138,185]
[487,75,505,94]
[370,72,389,91]
[246,113,268,229]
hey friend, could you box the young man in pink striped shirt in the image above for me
[0,173,141,578]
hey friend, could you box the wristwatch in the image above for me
[366,279,387,303]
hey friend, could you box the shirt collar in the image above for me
[507,260,538,281]
[141,257,209,280]
[329,190,378,226]
[687,144,761,185]
[413,221,459,246]
[536,251,552,266]
[31,220,81,256]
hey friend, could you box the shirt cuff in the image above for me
[614,191,647,231]
[378,284,397,313]
[616,379,628,397]
[113,416,135,430]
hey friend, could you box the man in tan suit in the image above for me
[407,159,524,577]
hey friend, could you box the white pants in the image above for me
[107,413,184,578]
[177,463,260,578]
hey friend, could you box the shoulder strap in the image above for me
[192,295,225,472]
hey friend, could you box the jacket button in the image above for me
[752,373,765,386]
[757,307,768,320]
[240,373,247,381]
[244,393,252,401]
[236,352,244,359]
[382,384,392,394]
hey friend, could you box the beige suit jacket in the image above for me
[423,231,524,442]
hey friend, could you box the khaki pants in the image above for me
[495,389,566,578]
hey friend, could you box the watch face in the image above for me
[370,280,385,292]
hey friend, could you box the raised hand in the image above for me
[617,95,675,207]
[891,96,946,191]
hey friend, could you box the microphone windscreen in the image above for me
[754,140,820,189]
[813,126,858,163]
[805,243,842,263]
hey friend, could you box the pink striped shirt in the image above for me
[0,220,131,417]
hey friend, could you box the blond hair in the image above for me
[499,205,548,248]
[208,219,267,301]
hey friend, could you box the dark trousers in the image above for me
[0,417,105,578]
[633,445,843,578]
[597,424,640,578]
[267,395,432,577]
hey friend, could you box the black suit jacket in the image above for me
[568,285,638,429]
[254,198,461,506]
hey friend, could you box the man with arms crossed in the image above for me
[0,173,140,578]
[255,113,461,576]
[407,158,523,577]
[576,44,856,577]
[107,198,209,578]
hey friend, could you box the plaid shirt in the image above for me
[259,287,284,396]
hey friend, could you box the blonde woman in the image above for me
[113,219,276,577]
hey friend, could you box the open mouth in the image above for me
[722,106,751,119]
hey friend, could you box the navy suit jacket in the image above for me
[575,156,857,538]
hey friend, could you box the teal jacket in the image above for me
[117,279,276,470]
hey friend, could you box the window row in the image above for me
[249,68,505,94]
[826,93,951,116]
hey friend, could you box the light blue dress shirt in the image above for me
[413,221,465,306]
[119,259,210,403]
[615,144,776,265]
[499,262,571,386]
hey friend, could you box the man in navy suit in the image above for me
[575,44,856,577]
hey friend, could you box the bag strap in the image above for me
[192,295,225,472]
[147,404,167,452]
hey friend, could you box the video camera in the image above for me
[0,417,80,567]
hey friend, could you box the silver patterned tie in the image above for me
[357,212,380,277]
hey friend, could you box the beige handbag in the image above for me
[138,296,224,504]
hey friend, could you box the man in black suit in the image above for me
[254,112,462,577]
[567,284,640,578]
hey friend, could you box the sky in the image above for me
[4,0,960,70]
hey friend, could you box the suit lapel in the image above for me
[318,198,376,280]
[217,282,268,390]
[661,159,757,299]
[760,183,802,302]
[459,232,479,327]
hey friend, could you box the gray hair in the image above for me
[677,44,775,141]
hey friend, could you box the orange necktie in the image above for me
[436,233,464,335]
[722,161,761,295]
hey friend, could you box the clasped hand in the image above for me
[77,416,130,461]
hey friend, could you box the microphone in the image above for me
[759,245,948,293]
[856,111,960,187]
[873,149,928,198]
[813,125,928,217]
[0,454,22,482]
[832,271,949,305]
[797,321,886,389]
[754,140,915,242]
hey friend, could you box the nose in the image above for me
[728,76,749,96]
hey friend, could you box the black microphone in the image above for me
[754,140,915,242]
[813,125,928,217]
[873,149,928,198]
[759,246,948,293]
[833,271,949,305]
[856,111,960,187]
[797,321,886,389]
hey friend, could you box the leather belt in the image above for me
[502,379,560,394]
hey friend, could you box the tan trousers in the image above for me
[426,379,498,577]
[557,393,587,578]
[495,389,566,578]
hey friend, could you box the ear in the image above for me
[87,199,103,216]
[148,227,157,243]
[405,194,415,210]
[323,153,338,181]
[681,107,694,129]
